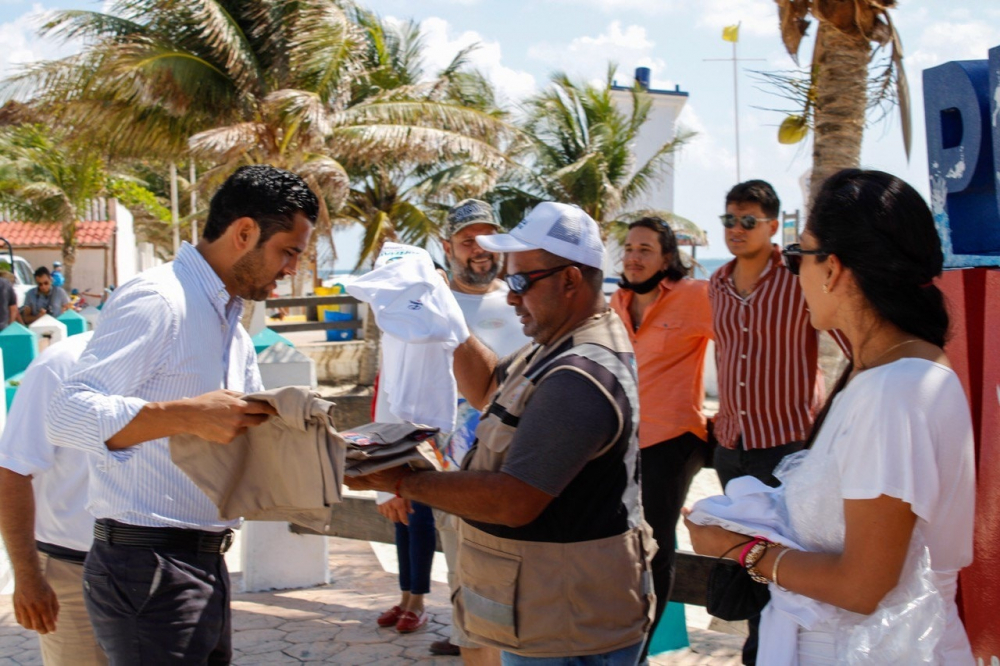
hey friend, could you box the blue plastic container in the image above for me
[324,310,355,342]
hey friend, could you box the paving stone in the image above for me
[234,651,295,665]
[232,628,289,649]
[231,612,286,631]
[325,642,403,664]
[281,640,347,661]
[11,651,43,665]
[0,633,29,648]
[276,619,339,633]
[237,640,297,656]
[284,628,344,644]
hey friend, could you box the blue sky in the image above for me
[2,0,1000,264]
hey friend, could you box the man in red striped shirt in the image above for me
[708,179,844,665]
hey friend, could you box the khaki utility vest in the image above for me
[455,311,656,657]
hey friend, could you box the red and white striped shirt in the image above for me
[709,246,846,450]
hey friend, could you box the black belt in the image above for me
[93,520,234,554]
[36,541,88,564]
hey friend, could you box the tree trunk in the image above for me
[61,218,78,291]
[809,21,870,204]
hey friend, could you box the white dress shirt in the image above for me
[45,243,262,530]
[0,332,95,552]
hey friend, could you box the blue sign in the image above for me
[924,47,1000,267]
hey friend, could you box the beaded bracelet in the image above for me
[745,540,779,584]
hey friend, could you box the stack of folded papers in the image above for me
[342,422,444,477]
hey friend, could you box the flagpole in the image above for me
[732,29,741,182]
[705,22,762,184]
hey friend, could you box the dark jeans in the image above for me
[714,438,805,666]
[638,432,711,662]
[395,501,436,596]
[83,539,231,665]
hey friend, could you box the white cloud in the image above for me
[0,5,80,87]
[696,0,779,39]
[417,16,537,106]
[544,0,680,14]
[527,21,675,89]
[909,20,1000,68]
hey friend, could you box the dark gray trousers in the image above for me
[83,539,231,665]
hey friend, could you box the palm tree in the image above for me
[10,1,515,283]
[495,68,691,234]
[0,124,161,289]
[773,0,909,202]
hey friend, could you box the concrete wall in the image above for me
[19,248,111,303]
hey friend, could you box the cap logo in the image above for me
[547,217,583,245]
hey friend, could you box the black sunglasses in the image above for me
[720,214,773,230]
[781,243,828,276]
[505,264,580,295]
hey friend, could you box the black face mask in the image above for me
[618,270,668,294]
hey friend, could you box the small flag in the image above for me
[722,24,739,43]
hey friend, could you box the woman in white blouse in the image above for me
[685,169,976,664]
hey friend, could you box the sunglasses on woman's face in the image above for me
[720,214,773,230]
[505,264,580,295]
[781,243,829,276]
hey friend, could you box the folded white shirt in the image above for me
[688,476,836,666]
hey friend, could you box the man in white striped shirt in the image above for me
[45,165,318,665]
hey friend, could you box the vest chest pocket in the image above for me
[459,540,521,647]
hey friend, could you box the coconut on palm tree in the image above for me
[772,0,909,202]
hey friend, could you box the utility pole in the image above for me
[169,162,180,255]
[189,162,198,244]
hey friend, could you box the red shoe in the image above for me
[377,605,405,627]
[395,610,428,633]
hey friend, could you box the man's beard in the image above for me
[232,247,275,301]
[450,253,499,287]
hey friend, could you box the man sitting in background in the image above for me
[22,267,70,324]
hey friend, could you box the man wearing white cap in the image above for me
[347,202,654,664]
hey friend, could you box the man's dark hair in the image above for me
[34,266,50,279]
[201,165,320,245]
[725,179,780,218]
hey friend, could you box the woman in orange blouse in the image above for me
[610,217,714,656]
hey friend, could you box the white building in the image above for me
[609,67,689,215]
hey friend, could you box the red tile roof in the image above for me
[0,221,116,248]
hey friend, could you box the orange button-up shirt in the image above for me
[610,277,713,448]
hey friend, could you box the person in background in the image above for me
[51,261,65,288]
[428,199,529,661]
[686,169,975,664]
[0,266,20,330]
[708,179,847,665]
[0,333,105,666]
[22,267,70,325]
[609,216,713,660]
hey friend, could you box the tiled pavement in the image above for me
[0,531,741,664]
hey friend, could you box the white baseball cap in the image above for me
[476,202,605,269]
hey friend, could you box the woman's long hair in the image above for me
[805,169,949,447]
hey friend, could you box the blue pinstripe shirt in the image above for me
[46,243,263,530]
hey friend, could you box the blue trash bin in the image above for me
[324,310,355,342]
